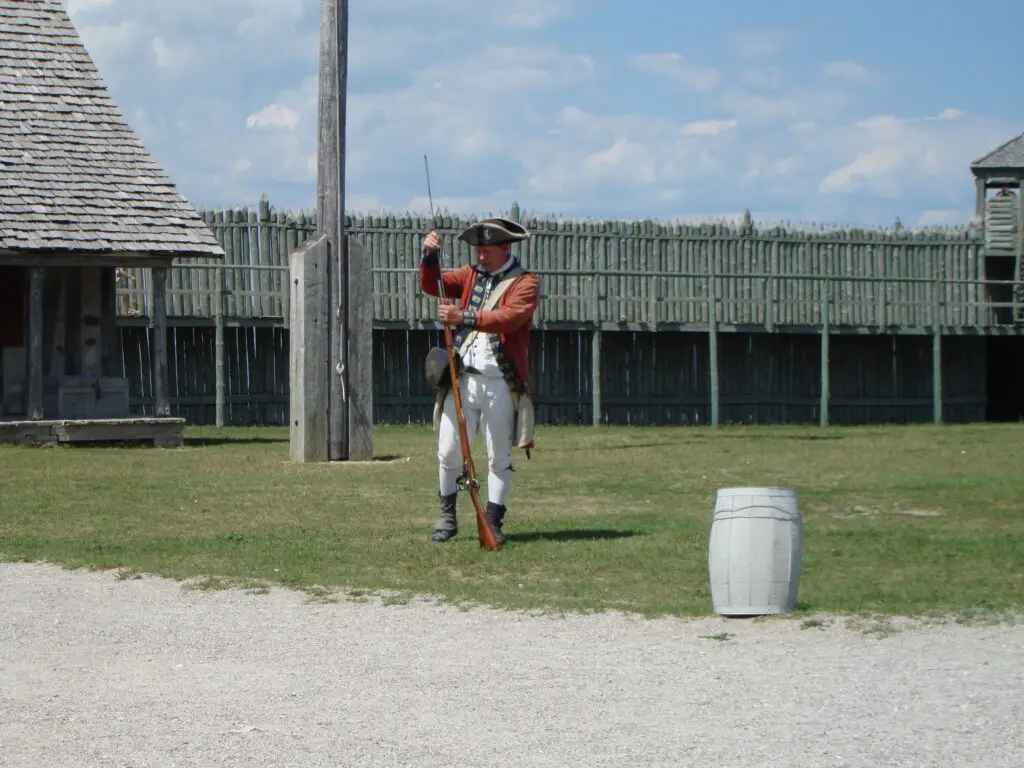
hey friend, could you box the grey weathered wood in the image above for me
[80,266,103,378]
[100,266,119,377]
[63,267,82,376]
[932,332,943,424]
[707,248,720,427]
[27,266,44,420]
[101,311,1006,430]
[119,204,1015,332]
[0,2,223,261]
[591,328,602,425]
[317,0,352,461]
[932,251,944,425]
[346,235,373,460]
[289,233,330,462]
[150,265,170,417]
[51,268,68,377]
[0,417,185,448]
[0,252,191,268]
[215,262,226,427]
[1016,184,1024,322]
[820,280,831,428]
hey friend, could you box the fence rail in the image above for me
[104,202,1024,429]
[117,261,1023,332]
[113,200,1024,330]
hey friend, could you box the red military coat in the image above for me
[419,259,540,393]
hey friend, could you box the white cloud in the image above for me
[150,36,198,71]
[65,0,115,13]
[824,59,871,81]
[720,88,851,121]
[630,52,719,91]
[817,109,1012,200]
[918,209,968,226]
[682,119,738,136]
[362,0,574,29]
[246,104,302,131]
[61,0,1017,227]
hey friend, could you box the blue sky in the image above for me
[66,0,1024,228]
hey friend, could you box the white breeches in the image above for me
[437,374,515,505]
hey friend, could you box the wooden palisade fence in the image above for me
[113,199,1024,429]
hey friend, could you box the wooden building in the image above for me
[0,0,224,446]
[972,131,1024,325]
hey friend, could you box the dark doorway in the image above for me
[986,336,1024,422]
[0,266,26,349]
[984,256,1016,325]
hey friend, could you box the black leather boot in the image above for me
[486,502,507,544]
[431,492,458,542]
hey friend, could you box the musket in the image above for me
[424,155,501,551]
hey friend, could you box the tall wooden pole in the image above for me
[318,0,349,460]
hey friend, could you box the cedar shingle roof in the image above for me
[971,132,1024,172]
[0,0,224,257]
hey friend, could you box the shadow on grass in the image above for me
[505,529,636,544]
[689,433,844,441]
[185,436,289,446]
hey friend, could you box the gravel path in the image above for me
[1,562,1022,767]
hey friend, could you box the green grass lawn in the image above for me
[1,422,1021,621]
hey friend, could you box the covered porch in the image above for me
[0,254,183,447]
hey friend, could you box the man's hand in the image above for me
[438,303,463,325]
[423,229,441,254]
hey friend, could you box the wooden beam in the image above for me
[50,268,68,377]
[591,328,602,426]
[0,252,184,268]
[317,0,352,461]
[1017,176,1024,323]
[346,235,373,460]
[289,234,331,462]
[100,266,119,377]
[27,267,44,420]
[707,252,720,426]
[151,266,170,417]
[820,280,830,427]
[933,255,944,424]
[215,262,226,427]
[80,266,103,378]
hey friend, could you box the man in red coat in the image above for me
[419,217,540,544]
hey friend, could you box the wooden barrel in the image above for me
[708,487,802,616]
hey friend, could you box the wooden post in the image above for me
[346,235,373,459]
[932,332,943,424]
[215,261,225,427]
[27,266,44,420]
[79,266,102,379]
[932,259,943,425]
[707,247,720,427]
[289,234,330,462]
[591,221,604,427]
[1016,176,1023,323]
[315,0,366,461]
[151,265,170,418]
[820,276,830,428]
[100,266,119,377]
[591,328,602,426]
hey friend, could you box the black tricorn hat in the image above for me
[457,217,530,246]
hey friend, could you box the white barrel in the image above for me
[708,487,802,616]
